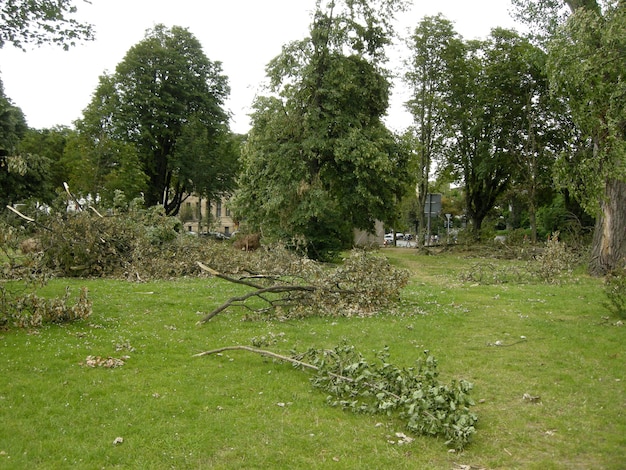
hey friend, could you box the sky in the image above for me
[0,0,522,134]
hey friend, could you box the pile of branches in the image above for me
[5,203,274,280]
[197,249,410,321]
[459,233,580,285]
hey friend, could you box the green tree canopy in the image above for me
[437,28,556,236]
[19,126,74,196]
[76,24,237,214]
[0,0,94,50]
[513,0,626,274]
[404,14,462,244]
[233,0,411,259]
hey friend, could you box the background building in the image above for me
[180,195,237,236]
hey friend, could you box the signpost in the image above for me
[424,193,442,245]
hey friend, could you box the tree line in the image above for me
[0,0,624,272]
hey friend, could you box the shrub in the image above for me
[531,232,578,284]
[0,286,92,329]
[604,265,626,319]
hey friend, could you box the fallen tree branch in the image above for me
[192,343,479,450]
[192,344,401,400]
[193,345,316,370]
[197,261,324,323]
[197,261,265,289]
[196,252,410,323]
[197,284,317,324]
[6,205,55,233]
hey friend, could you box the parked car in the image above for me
[201,232,229,240]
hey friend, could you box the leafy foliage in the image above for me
[604,266,626,319]
[0,0,94,50]
[0,217,91,329]
[458,233,579,285]
[35,202,200,278]
[513,0,626,275]
[298,343,477,450]
[199,249,410,321]
[532,232,578,283]
[75,25,237,214]
[0,285,91,329]
[548,3,626,215]
[233,0,411,260]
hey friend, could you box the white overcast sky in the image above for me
[0,0,521,134]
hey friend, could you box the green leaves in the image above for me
[77,25,235,215]
[547,3,626,213]
[301,343,477,450]
[0,0,94,50]
[234,0,410,260]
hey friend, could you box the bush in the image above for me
[0,286,92,329]
[531,232,578,284]
[604,266,626,319]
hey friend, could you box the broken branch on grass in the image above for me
[197,261,266,289]
[196,283,316,324]
[197,261,324,323]
[193,344,402,400]
[194,345,317,370]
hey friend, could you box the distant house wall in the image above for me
[181,195,237,235]
[353,220,384,247]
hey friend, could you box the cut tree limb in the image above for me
[196,261,320,324]
[196,283,316,324]
[197,261,266,289]
[193,344,402,401]
[193,345,318,371]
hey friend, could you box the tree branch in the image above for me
[196,284,316,324]
[193,344,402,401]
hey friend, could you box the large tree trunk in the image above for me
[589,177,626,275]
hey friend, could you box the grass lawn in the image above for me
[1,247,624,469]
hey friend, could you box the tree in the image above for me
[513,0,626,274]
[0,76,31,207]
[495,33,571,243]
[442,31,524,235]
[19,126,74,196]
[233,0,411,259]
[0,0,93,50]
[77,25,237,214]
[64,75,147,205]
[404,15,462,246]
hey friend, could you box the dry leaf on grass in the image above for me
[81,355,129,368]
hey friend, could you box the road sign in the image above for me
[424,193,442,215]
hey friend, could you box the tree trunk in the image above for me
[589,177,626,275]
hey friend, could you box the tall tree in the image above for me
[77,25,237,214]
[233,0,410,259]
[404,15,462,246]
[442,30,546,236]
[513,0,626,274]
[19,126,74,195]
[0,0,93,50]
[493,32,570,243]
[65,74,147,204]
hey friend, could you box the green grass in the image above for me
[1,248,624,469]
